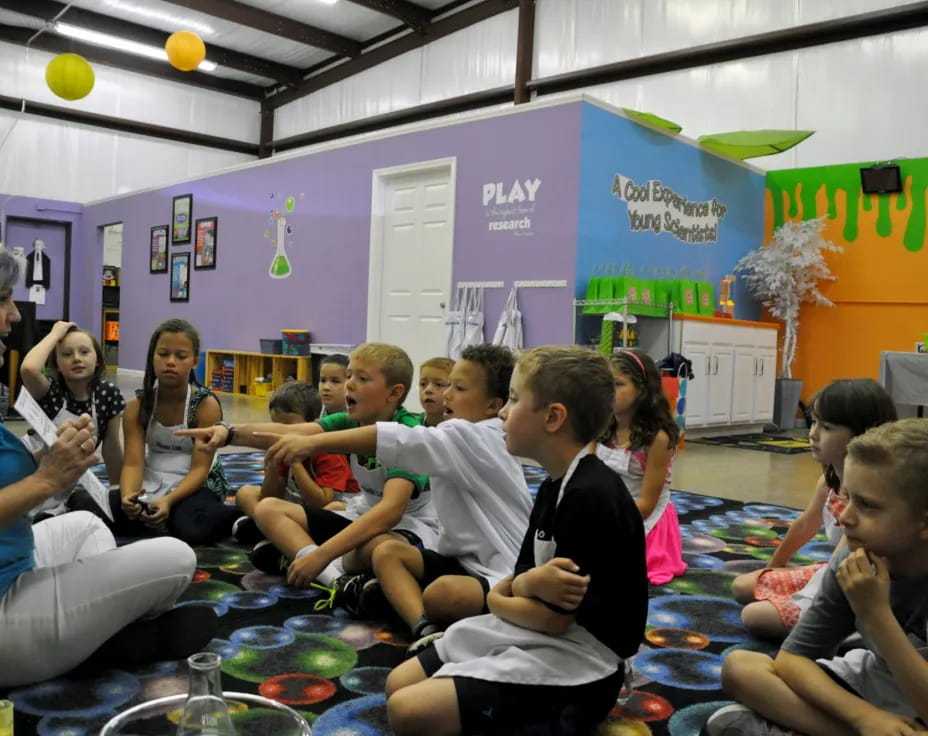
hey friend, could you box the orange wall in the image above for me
[765,162,928,400]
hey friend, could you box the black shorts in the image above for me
[301,506,424,547]
[419,549,490,608]
[417,647,622,735]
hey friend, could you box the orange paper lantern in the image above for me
[165,31,206,71]
[45,53,95,101]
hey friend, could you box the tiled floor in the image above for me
[8,370,822,510]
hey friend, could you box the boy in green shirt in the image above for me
[180,343,434,588]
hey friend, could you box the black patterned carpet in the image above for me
[1,453,832,736]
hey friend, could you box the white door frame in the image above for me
[366,157,457,341]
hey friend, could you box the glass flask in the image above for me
[176,652,236,736]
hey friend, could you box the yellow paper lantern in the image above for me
[45,53,95,101]
[165,31,206,71]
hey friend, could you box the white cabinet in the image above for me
[674,319,778,432]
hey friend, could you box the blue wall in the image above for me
[576,103,765,323]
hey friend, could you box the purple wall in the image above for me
[82,103,583,371]
[1,195,88,326]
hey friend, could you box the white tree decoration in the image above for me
[735,216,842,378]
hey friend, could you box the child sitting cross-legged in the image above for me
[708,418,928,736]
[232,380,358,546]
[178,343,436,590]
[264,344,533,654]
[385,346,648,736]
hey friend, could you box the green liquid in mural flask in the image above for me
[270,254,291,277]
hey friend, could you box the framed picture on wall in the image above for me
[194,216,217,270]
[171,194,193,245]
[170,252,190,302]
[150,225,168,273]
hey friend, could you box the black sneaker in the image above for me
[231,516,265,545]
[329,573,370,616]
[249,540,290,575]
[357,577,394,620]
[406,629,444,657]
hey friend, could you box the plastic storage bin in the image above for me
[260,338,283,354]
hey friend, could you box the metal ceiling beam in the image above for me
[268,0,518,109]
[344,0,432,33]
[160,0,362,57]
[529,1,928,96]
[0,93,259,156]
[513,0,534,104]
[0,0,303,85]
[271,85,513,152]
[0,24,265,99]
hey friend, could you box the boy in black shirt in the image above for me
[385,346,647,735]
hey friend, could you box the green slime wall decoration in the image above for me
[766,161,927,252]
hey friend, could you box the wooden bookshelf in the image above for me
[205,350,311,398]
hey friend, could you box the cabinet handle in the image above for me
[713,355,718,375]
[753,357,758,375]
[706,355,711,375]
[759,358,764,376]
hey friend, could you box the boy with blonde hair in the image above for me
[179,343,434,588]
[709,418,928,735]
[266,344,533,653]
[418,356,454,427]
[385,346,647,735]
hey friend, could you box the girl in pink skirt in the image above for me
[731,378,897,639]
[594,348,686,585]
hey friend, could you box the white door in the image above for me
[368,159,456,413]
[753,348,778,421]
[682,340,711,427]
[731,348,757,423]
[707,346,734,425]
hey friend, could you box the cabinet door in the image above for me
[753,348,778,421]
[707,346,734,424]
[732,348,757,423]
[682,340,711,427]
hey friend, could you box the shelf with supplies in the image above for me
[102,308,120,368]
[573,299,676,356]
[205,350,312,398]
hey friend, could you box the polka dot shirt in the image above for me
[38,379,127,445]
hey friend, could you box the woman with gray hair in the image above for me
[0,246,216,687]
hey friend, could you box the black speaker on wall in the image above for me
[860,164,902,194]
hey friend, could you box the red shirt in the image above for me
[279,452,359,494]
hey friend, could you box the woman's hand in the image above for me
[35,414,99,492]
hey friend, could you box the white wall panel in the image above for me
[276,10,519,140]
[420,10,518,102]
[0,42,259,142]
[0,110,252,201]
[275,49,424,139]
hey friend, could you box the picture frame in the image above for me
[149,224,168,273]
[194,216,217,270]
[170,252,190,302]
[171,193,193,245]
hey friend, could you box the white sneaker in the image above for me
[705,704,796,736]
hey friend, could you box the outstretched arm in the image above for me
[176,418,323,452]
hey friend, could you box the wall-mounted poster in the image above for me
[194,217,217,270]
[170,252,190,302]
[172,194,193,245]
[150,224,168,273]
